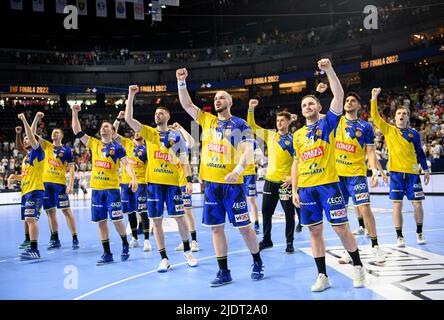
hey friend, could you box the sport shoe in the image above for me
[72,239,80,250]
[311,273,331,292]
[129,238,139,248]
[19,248,41,260]
[254,224,260,234]
[372,246,386,263]
[338,251,352,264]
[47,240,61,250]
[295,223,303,233]
[251,261,265,281]
[184,251,198,267]
[353,226,365,235]
[209,270,232,287]
[285,242,295,253]
[96,253,113,266]
[121,244,130,261]
[353,265,366,288]
[143,239,152,251]
[396,237,406,248]
[191,240,200,252]
[18,240,30,249]
[157,258,171,273]
[417,233,427,245]
[259,240,273,251]
[175,242,184,251]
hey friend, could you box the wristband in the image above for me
[178,80,187,89]
[186,176,193,183]
[233,164,245,176]
[117,118,124,122]
[76,131,86,139]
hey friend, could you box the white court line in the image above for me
[73,227,444,300]
[0,260,7,263]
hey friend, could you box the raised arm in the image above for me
[247,99,270,142]
[31,112,44,135]
[18,113,39,150]
[176,68,199,120]
[318,59,343,114]
[15,126,27,156]
[171,122,195,149]
[370,88,391,135]
[113,111,125,144]
[71,105,90,146]
[124,85,143,132]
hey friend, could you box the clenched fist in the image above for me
[372,88,381,100]
[71,104,81,112]
[15,126,22,134]
[316,83,328,93]
[176,68,188,81]
[36,112,44,119]
[318,58,332,71]
[129,85,139,95]
[249,99,259,109]
[118,111,125,119]
[17,113,26,121]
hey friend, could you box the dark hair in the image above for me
[156,106,170,114]
[301,95,320,105]
[395,105,411,117]
[53,128,64,135]
[101,120,116,131]
[345,92,361,104]
[276,111,292,120]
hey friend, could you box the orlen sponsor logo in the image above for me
[355,193,370,201]
[48,159,60,167]
[329,208,347,219]
[128,158,139,166]
[336,141,356,153]
[327,196,343,205]
[234,213,250,223]
[154,151,172,162]
[300,146,324,161]
[208,143,227,154]
[94,160,111,169]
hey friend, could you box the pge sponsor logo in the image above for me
[232,201,247,210]
[329,209,347,219]
[355,193,369,201]
[327,196,343,205]
[234,213,250,223]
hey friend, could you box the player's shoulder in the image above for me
[231,116,250,128]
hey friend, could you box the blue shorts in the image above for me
[389,172,425,201]
[91,189,124,223]
[202,181,250,228]
[120,183,148,214]
[299,182,348,226]
[243,174,257,197]
[21,190,44,221]
[339,176,370,206]
[147,184,184,219]
[180,186,192,209]
[43,182,70,211]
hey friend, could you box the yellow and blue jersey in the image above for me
[138,125,187,187]
[370,100,428,174]
[198,110,254,184]
[119,137,147,184]
[293,109,342,188]
[87,137,126,190]
[243,140,257,176]
[335,116,375,177]
[21,145,45,196]
[247,110,295,182]
[41,139,73,185]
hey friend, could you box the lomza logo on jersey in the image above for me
[300,146,324,161]
[48,158,61,167]
[154,151,172,162]
[208,143,227,154]
[128,158,139,166]
[336,141,356,153]
[94,160,111,169]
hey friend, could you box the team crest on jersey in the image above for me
[285,140,290,145]
[137,151,142,156]
[408,133,413,138]
[355,131,362,137]
[316,129,322,136]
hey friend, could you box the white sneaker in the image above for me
[157,258,171,273]
[143,239,152,252]
[184,251,198,267]
[311,274,331,292]
[396,237,406,248]
[353,265,366,288]
[191,240,200,252]
[129,238,139,248]
[372,246,386,264]
[417,233,427,245]
[338,251,352,264]
[175,242,184,251]
[364,229,370,238]
[353,226,365,235]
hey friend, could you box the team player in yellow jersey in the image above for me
[30,112,79,250]
[113,112,152,252]
[248,99,300,253]
[124,85,198,272]
[291,59,365,292]
[177,67,264,286]
[14,113,45,260]
[71,105,138,265]
[370,88,430,247]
